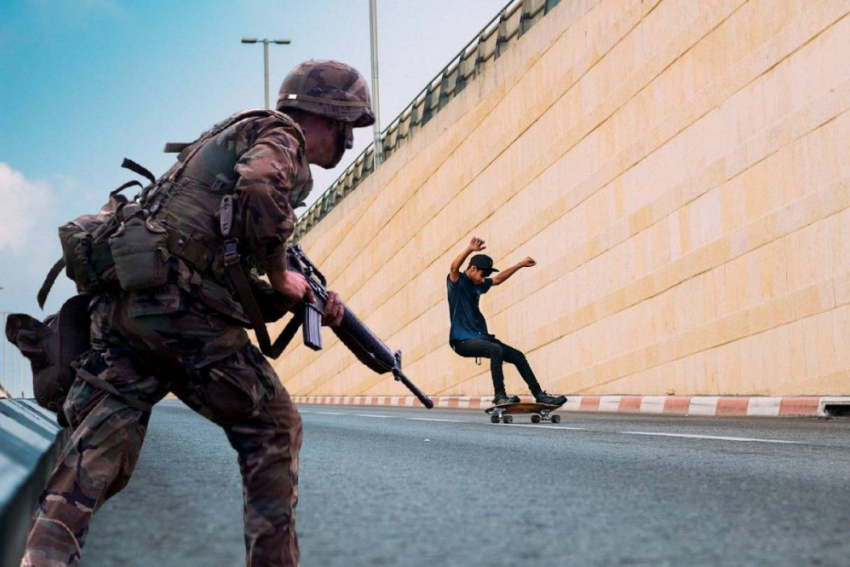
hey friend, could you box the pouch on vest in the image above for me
[4,294,92,427]
[56,183,138,296]
[109,205,170,291]
[59,224,114,292]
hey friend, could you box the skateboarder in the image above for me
[447,237,567,406]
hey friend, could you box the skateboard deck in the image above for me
[484,400,565,424]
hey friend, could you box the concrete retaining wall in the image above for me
[277,0,850,398]
[0,400,67,567]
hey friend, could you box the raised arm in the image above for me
[492,256,536,286]
[450,237,486,283]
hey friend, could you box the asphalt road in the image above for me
[82,401,850,567]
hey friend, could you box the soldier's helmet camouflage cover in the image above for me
[277,60,375,128]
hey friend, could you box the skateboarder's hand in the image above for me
[469,237,486,252]
[521,257,537,267]
[322,291,345,327]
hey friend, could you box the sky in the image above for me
[0,0,508,394]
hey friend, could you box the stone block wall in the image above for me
[275,0,850,397]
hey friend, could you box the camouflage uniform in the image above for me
[22,111,308,567]
[22,59,373,567]
[23,110,310,566]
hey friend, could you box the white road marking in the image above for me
[355,414,397,418]
[494,423,589,431]
[301,408,807,445]
[619,431,804,445]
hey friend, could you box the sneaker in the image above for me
[493,393,521,405]
[534,391,567,405]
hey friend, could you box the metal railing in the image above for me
[1,312,32,399]
[292,0,562,241]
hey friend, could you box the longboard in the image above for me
[484,400,565,424]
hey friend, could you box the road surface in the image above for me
[82,401,850,566]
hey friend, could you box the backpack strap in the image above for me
[120,159,156,185]
[110,180,144,197]
[38,259,66,309]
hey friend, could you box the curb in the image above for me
[0,399,68,567]
[292,395,850,417]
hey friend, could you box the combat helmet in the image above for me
[277,60,375,127]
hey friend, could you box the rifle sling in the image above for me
[219,192,267,355]
[225,259,305,359]
[224,258,273,356]
[271,311,304,359]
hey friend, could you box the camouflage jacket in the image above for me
[145,110,312,324]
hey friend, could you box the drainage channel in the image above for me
[823,402,850,417]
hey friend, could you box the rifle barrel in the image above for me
[394,369,434,409]
[286,246,434,409]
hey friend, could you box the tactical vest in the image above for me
[140,110,311,325]
[145,110,311,287]
[23,110,311,419]
[40,109,310,310]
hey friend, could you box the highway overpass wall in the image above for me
[278,0,850,398]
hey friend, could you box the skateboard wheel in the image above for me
[531,414,541,424]
[551,414,561,424]
[503,415,513,424]
[490,415,500,424]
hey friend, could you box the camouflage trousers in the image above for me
[21,288,303,567]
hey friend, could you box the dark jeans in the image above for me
[452,337,542,397]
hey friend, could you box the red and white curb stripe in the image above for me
[291,395,850,417]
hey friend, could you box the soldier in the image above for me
[447,237,567,406]
[21,60,374,567]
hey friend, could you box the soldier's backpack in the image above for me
[9,110,296,423]
[4,294,91,426]
[5,160,160,423]
[38,160,160,307]
[38,109,291,308]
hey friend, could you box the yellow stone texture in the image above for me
[276,0,850,397]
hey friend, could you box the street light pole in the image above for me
[369,0,383,168]
[2,312,7,398]
[242,37,292,109]
[263,39,270,109]
[9,333,14,400]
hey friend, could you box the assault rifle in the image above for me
[163,140,432,408]
[261,245,434,409]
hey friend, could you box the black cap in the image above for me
[469,254,499,273]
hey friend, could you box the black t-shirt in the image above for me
[447,272,493,344]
